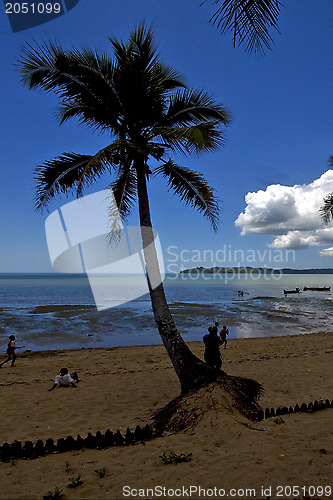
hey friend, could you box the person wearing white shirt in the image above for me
[48,368,78,391]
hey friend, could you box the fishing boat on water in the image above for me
[303,286,331,291]
[284,287,300,296]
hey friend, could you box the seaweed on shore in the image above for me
[30,304,95,315]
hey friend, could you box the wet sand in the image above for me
[0,332,332,499]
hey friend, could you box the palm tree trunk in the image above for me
[136,162,220,393]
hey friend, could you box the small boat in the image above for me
[303,286,330,292]
[284,288,300,296]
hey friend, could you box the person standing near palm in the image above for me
[203,326,222,369]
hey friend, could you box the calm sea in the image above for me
[0,272,332,352]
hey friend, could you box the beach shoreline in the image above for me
[1,331,333,499]
[2,272,333,353]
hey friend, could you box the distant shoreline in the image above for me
[1,268,333,277]
[180,266,333,274]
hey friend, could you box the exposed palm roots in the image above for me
[152,374,264,434]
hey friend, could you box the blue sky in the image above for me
[1,0,333,272]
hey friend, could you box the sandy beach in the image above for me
[0,332,333,499]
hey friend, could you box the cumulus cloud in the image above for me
[235,170,333,252]
[320,247,333,257]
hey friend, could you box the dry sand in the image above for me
[0,332,333,499]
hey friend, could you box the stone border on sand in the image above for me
[1,399,332,463]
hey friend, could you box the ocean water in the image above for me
[0,272,332,352]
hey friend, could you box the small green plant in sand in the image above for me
[159,451,192,465]
[67,475,83,488]
[94,467,107,478]
[9,458,16,466]
[273,418,285,425]
[64,461,71,472]
[42,487,63,499]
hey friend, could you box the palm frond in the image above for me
[75,143,126,195]
[154,122,226,155]
[34,151,111,210]
[204,0,282,55]
[57,100,121,135]
[18,41,122,133]
[181,122,226,153]
[320,192,333,224]
[110,23,157,73]
[19,40,106,102]
[18,40,64,89]
[107,163,137,244]
[155,160,220,231]
[166,88,231,127]
[110,165,137,221]
[151,63,186,92]
[129,23,158,66]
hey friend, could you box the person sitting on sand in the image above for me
[0,335,22,368]
[48,368,78,391]
[203,326,222,370]
[219,325,229,349]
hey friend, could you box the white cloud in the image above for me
[320,247,333,257]
[235,170,333,251]
[271,228,333,250]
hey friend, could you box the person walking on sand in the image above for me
[0,335,21,368]
[203,326,222,370]
[219,325,229,349]
[48,368,78,391]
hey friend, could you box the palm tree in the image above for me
[18,25,260,402]
[204,0,282,55]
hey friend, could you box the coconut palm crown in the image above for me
[18,25,233,393]
[19,25,230,222]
